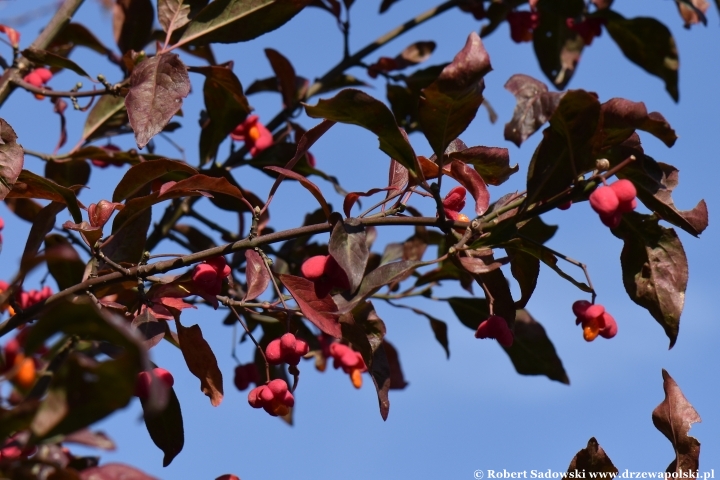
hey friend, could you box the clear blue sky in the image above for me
[0,0,718,478]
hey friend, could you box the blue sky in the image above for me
[0,0,718,478]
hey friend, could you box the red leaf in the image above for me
[244,249,270,301]
[0,119,25,202]
[113,159,198,202]
[279,274,342,337]
[264,166,331,219]
[343,186,397,218]
[449,160,489,215]
[79,463,158,480]
[175,322,224,406]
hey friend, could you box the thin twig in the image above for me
[227,304,270,382]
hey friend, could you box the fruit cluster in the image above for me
[588,179,637,228]
[22,67,52,99]
[192,256,232,297]
[507,10,539,43]
[0,281,53,316]
[266,333,309,366]
[328,343,367,389]
[248,379,294,417]
[572,301,618,342]
[301,254,350,297]
[475,315,514,347]
[134,367,175,399]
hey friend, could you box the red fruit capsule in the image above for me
[267,379,288,398]
[609,179,636,203]
[280,333,296,354]
[301,255,328,280]
[589,186,619,216]
[265,339,283,364]
[599,312,618,339]
[572,300,592,318]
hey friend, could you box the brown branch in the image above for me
[0,0,86,107]
[0,215,465,336]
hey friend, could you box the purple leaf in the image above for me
[244,249,270,301]
[600,97,677,148]
[652,370,701,471]
[280,274,342,337]
[328,219,369,292]
[0,119,24,201]
[612,213,688,348]
[418,32,491,157]
[503,74,564,147]
[126,53,191,149]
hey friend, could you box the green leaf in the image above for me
[328,219,369,293]
[158,0,209,34]
[503,309,569,384]
[602,11,679,102]
[141,387,185,467]
[304,89,419,178]
[80,94,128,145]
[190,64,251,164]
[612,213,688,348]
[21,48,92,78]
[526,89,600,204]
[176,0,312,48]
[418,32,491,158]
[0,119,23,201]
[125,53,191,149]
